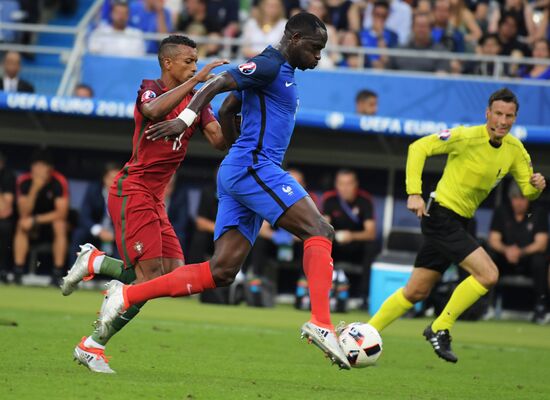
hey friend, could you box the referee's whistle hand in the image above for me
[407,194,428,219]
[530,173,546,191]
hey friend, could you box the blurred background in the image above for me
[0,0,549,323]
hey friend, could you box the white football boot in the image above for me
[60,243,102,296]
[96,280,126,339]
[301,321,351,370]
[73,337,115,373]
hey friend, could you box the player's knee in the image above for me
[403,285,430,303]
[211,264,238,287]
[483,265,499,288]
[137,260,164,281]
[307,218,334,241]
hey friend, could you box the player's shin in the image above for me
[368,288,414,332]
[431,275,488,332]
[303,237,334,329]
[124,261,216,306]
[95,254,136,282]
[90,302,146,346]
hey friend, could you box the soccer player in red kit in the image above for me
[61,35,228,373]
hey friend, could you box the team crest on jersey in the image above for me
[141,90,156,102]
[438,129,451,141]
[238,62,257,75]
[133,241,144,255]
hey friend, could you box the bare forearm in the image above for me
[19,192,39,216]
[156,10,168,33]
[488,234,506,254]
[187,73,235,114]
[521,236,548,256]
[350,230,376,241]
[196,217,215,233]
[142,77,199,120]
[35,210,66,224]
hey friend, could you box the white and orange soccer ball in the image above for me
[338,322,383,368]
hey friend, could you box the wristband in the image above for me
[177,108,198,127]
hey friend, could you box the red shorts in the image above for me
[108,192,184,268]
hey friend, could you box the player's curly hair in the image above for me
[488,88,519,113]
[284,12,326,37]
[158,35,197,66]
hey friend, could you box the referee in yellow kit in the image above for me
[368,88,546,363]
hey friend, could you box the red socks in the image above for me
[303,237,334,330]
[124,261,216,308]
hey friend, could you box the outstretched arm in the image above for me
[141,59,228,121]
[146,72,238,140]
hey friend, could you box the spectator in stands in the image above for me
[177,0,223,57]
[88,1,146,57]
[448,0,482,50]
[389,13,451,73]
[252,0,301,19]
[355,89,378,115]
[488,182,549,324]
[536,3,549,42]
[519,39,550,80]
[69,163,119,265]
[241,0,287,58]
[463,0,489,30]
[359,0,398,69]
[432,0,465,53]
[0,151,16,283]
[18,0,41,46]
[351,0,412,46]
[495,12,530,56]
[206,0,240,38]
[339,31,362,68]
[0,51,34,93]
[465,33,503,76]
[165,175,189,253]
[325,0,355,33]
[307,0,340,68]
[73,83,94,98]
[187,177,217,263]
[13,148,69,286]
[322,169,376,307]
[488,0,536,43]
[129,0,173,54]
[0,0,24,44]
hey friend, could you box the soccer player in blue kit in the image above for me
[95,12,351,369]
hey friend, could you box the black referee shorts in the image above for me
[414,202,480,273]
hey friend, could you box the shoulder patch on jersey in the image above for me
[238,62,257,75]
[438,129,451,141]
[141,90,156,102]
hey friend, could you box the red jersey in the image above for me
[111,79,217,201]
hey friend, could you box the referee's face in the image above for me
[486,100,517,140]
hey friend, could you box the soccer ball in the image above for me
[338,322,383,368]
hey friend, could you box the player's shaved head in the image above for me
[285,12,326,39]
[158,35,197,67]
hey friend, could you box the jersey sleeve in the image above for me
[226,52,281,91]
[509,142,541,201]
[0,171,15,194]
[199,103,218,130]
[52,172,69,199]
[17,177,31,197]
[359,197,374,221]
[135,80,163,114]
[533,207,549,234]
[406,126,468,195]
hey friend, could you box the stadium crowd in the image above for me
[1,0,550,79]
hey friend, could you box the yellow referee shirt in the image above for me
[406,124,542,218]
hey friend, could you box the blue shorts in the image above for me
[214,162,309,245]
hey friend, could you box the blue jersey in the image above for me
[223,46,298,167]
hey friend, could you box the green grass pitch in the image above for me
[1,286,549,400]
